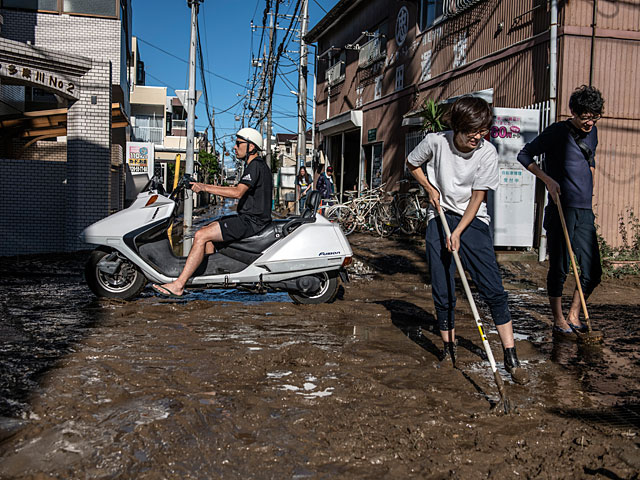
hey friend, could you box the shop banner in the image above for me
[126,142,154,178]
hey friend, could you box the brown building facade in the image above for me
[307,0,640,247]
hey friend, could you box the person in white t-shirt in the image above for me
[406,96,528,385]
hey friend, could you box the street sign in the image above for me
[174,89,202,116]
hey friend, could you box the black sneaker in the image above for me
[503,346,529,385]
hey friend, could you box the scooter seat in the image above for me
[218,220,286,255]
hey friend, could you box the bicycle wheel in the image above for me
[398,196,419,235]
[373,203,395,237]
[326,204,356,235]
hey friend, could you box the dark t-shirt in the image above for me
[237,157,273,225]
[517,120,597,209]
[296,174,312,196]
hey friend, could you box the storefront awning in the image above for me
[0,103,129,147]
[318,110,362,136]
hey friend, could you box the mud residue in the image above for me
[0,235,639,479]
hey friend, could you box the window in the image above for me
[132,114,163,144]
[2,0,57,10]
[326,51,346,86]
[395,65,404,91]
[2,0,119,18]
[136,60,145,86]
[419,0,444,31]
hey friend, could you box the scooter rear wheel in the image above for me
[86,249,147,300]
[289,271,339,305]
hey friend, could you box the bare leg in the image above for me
[154,222,223,296]
[566,288,584,327]
[204,241,215,255]
[440,329,455,343]
[496,321,515,349]
[549,296,571,329]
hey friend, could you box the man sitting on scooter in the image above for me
[152,127,273,297]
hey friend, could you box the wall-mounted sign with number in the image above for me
[395,6,409,47]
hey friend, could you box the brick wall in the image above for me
[10,140,67,162]
[65,60,112,252]
[0,9,123,84]
[0,158,67,256]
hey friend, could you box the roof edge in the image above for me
[306,0,367,44]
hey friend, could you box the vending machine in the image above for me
[488,108,540,248]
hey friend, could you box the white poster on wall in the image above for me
[488,108,540,248]
[126,142,155,179]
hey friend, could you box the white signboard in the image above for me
[126,142,154,178]
[488,108,540,247]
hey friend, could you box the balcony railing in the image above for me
[326,62,345,86]
[132,126,163,145]
[358,37,385,68]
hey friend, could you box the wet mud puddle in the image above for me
[1,241,639,478]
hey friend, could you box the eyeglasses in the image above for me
[235,140,247,147]
[577,114,601,123]
[466,129,489,138]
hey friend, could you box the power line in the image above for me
[311,0,327,14]
[137,37,247,89]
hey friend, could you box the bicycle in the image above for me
[326,184,388,236]
[398,184,429,235]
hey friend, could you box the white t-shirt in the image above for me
[407,131,499,225]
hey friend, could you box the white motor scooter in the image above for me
[80,175,353,304]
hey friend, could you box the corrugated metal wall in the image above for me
[559,1,640,247]
[564,0,640,31]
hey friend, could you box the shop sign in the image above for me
[126,142,155,178]
[368,128,377,142]
[0,63,79,100]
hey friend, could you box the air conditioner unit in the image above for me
[358,37,385,68]
[326,62,344,86]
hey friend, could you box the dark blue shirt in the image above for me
[517,120,597,209]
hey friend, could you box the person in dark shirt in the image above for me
[295,166,312,212]
[152,127,272,297]
[517,85,604,335]
[316,164,334,199]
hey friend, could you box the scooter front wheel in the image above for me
[85,249,147,300]
[289,271,339,305]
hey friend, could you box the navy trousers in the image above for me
[544,205,602,298]
[426,212,511,332]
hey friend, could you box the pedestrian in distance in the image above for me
[517,85,604,337]
[406,96,529,385]
[296,166,313,212]
[152,127,273,298]
[316,164,335,200]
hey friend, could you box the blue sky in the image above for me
[132,0,336,158]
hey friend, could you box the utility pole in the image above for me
[265,11,275,170]
[296,0,309,170]
[184,0,201,255]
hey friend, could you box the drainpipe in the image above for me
[589,0,598,86]
[539,0,559,262]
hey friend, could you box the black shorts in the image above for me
[218,215,266,242]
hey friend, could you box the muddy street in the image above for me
[1,234,639,479]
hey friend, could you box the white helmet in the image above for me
[236,127,263,152]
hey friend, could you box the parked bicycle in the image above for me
[325,183,389,236]
[398,184,429,235]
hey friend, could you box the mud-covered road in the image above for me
[1,233,639,479]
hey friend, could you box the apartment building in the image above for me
[307,0,640,246]
[0,0,132,255]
